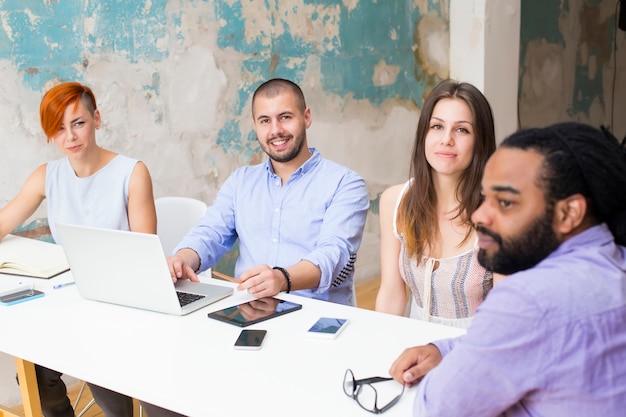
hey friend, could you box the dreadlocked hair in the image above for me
[501,122,626,246]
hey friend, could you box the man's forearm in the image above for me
[175,247,201,272]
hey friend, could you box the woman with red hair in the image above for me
[0,82,156,416]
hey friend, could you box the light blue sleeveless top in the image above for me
[45,154,138,243]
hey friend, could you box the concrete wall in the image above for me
[450,0,521,143]
[0,1,451,281]
[1,0,625,408]
[519,0,626,138]
[0,0,448,406]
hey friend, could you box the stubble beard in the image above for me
[264,132,305,163]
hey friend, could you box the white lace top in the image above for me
[393,180,493,328]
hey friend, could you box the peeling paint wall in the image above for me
[3,0,624,406]
[1,0,621,297]
[0,0,450,298]
[0,1,453,399]
[519,0,626,138]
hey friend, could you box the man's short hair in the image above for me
[252,78,307,114]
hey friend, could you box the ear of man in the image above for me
[553,194,590,239]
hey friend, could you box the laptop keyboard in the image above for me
[176,291,205,307]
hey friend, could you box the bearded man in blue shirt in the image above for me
[166,78,369,306]
[389,122,626,416]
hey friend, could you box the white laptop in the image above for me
[55,223,232,315]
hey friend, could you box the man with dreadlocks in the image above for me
[388,122,626,417]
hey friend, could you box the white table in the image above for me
[0,272,464,416]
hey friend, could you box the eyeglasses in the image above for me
[343,369,405,414]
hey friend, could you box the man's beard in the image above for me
[476,207,561,275]
[264,133,304,163]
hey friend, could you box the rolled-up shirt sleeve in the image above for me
[303,170,369,294]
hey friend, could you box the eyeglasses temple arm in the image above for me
[353,376,393,386]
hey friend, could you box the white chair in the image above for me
[155,196,207,255]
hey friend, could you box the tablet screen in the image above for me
[207,297,302,327]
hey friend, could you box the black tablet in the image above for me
[207,297,302,327]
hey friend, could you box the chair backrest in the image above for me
[155,196,207,255]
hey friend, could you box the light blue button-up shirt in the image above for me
[175,148,369,305]
[413,224,626,416]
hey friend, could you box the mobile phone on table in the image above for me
[0,289,45,306]
[306,317,349,339]
[234,329,267,350]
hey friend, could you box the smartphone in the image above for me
[0,289,45,306]
[306,317,349,339]
[234,329,267,350]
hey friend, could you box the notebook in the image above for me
[0,234,70,279]
[55,223,233,315]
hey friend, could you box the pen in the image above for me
[211,271,239,284]
[53,281,76,290]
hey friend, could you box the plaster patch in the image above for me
[285,4,341,52]
[372,60,400,86]
[1,12,14,41]
[143,0,153,15]
[311,104,417,187]
[343,0,359,12]
[43,36,61,51]
[416,12,449,79]
[84,17,96,38]
[22,9,41,26]
[528,42,563,97]
[0,59,54,218]
[167,1,218,48]
[519,0,620,125]
[285,56,306,69]
[520,39,568,126]
[414,0,447,16]
[306,62,418,132]
[240,0,282,46]
[168,45,227,135]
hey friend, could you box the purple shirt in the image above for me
[414,224,626,416]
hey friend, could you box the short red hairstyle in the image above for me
[40,82,97,142]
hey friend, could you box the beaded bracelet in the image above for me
[272,266,291,293]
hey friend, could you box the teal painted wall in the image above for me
[2,0,624,286]
[519,0,625,136]
[1,1,451,289]
[0,1,170,89]
[0,1,447,162]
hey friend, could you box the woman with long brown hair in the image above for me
[376,79,501,328]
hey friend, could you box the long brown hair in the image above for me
[397,80,496,257]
